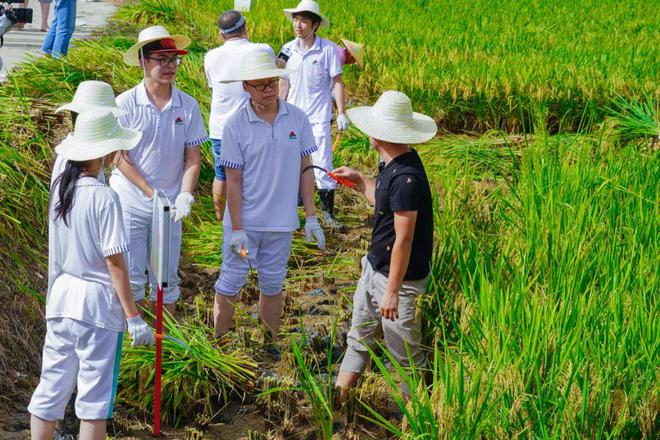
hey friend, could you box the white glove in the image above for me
[305,216,325,249]
[126,315,154,347]
[173,192,194,222]
[336,113,350,131]
[230,229,249,258]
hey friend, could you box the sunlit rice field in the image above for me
[0,0,658,438]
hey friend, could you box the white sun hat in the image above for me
[55,80,126,117]
[221,50,294,83]
[124,25,191,66]
[283,0,330,28]
[55,110,142,162]
[347,91,438,144]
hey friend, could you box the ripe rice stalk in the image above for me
[118,311,257,426]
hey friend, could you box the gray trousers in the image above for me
[339,256,428,374]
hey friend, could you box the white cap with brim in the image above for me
[347,91,437,144]
[220,50,294,83]
[55,80,126,117]
[284,0,330,28]
[124,25,191,66]
[55,110,142,162]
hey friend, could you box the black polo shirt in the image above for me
[367,149,433,281]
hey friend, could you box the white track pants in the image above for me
[310,122,336,190]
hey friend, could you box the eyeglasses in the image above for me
[145,56,182,67]
[245,78,279,92]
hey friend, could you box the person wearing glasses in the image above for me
[213,51,325,359]
[109,26,208,316]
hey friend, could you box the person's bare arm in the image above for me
[106,252,139,318]
[180,146,201,193]
[380,211,417,321]
[114,152,154,198]
[332,166,376,205]
[332,75,346,115]
[279,78,290,100]
[225,168,243,229]
[300,156,317,217]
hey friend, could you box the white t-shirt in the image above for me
[281,36,343,125]
[47,177,129,332]
[111,82,208,203]
[219,99,317,231]
[204,39,275,140]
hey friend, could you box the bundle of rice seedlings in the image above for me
[118,312,257,426]
[605,97,659,146]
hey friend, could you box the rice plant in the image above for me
[118,311,257,426]
[113,0,659,131]
[606,96,660,146]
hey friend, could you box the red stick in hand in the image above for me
[327,171,356,189]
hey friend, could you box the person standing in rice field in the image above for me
[212,51,325,359]
[110,25,208,316]
[332,91,437,400]
[29,110,154,440]
[278,0,350,230]
[204,9,275,221]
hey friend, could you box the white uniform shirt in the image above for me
[47,177,129,332]
[220,99,317,231]
[204,40,275,140]
[282,36,342,125]
[111,82,208,203]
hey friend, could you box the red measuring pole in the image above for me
[154,284,163,436]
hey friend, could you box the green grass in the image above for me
[414,133,659,437]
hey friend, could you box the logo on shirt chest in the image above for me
[288,131,297,140]
[174,116,184,126]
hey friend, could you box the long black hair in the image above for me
[52,160,88,227]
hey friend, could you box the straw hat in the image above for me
[221,50,294,82]
[55,110,142,162]
[56,80,126,117]
[347,91,437,144]
[340,38,364,68]
[124,25,191,66]
[283,0,330,28]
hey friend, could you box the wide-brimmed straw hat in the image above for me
[55,80,126,117]
[124,25,191,66]
[347,91,437,144]
[283,0,330,28]
[220,50,294,82]
[55,110,142,161]
[340,38,364,68]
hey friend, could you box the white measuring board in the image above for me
[150,190,171,289]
